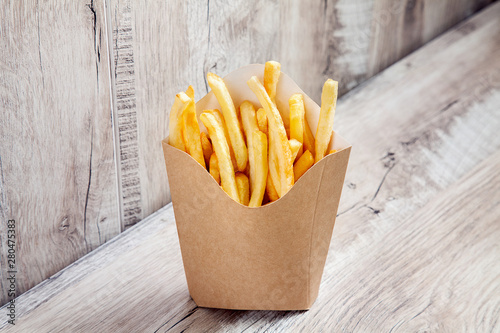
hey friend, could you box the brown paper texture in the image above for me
[162,64,351,310]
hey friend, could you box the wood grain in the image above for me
[108,0,143,229]
[0,0,119,305]
[1,3,499,331]
[109,0,492,227]
[368,0,493,77]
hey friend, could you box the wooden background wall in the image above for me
[0,0,493,306]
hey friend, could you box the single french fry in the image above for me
[185,85,195,100]
[249,130,268,207]
[329,149,337,155]
[240,101,259,193]
[235,172,250,206]
[294,150,314,181]
[315,79,338,162]
[256,108,268,135]
[264,61,289,130]
[207,72,248,172]
[209,152,220,185]
[289,94,305,160]
[268,138,281,197]
[289,139,302,162]
[264,61,281,105]
[248,76,294,197]
[205,109,238,170]
[266,173,279,202]
[200,132,213,167]
[168,91,191,151]
[200,111,239,203]
[180,93,205,168]
[303,116,315,156]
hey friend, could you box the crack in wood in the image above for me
[83,131,94,251]
[440,99,459,113]
[372,161,396,202]
[36,0,44,87]
[154,306,198,332]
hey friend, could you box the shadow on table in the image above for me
[193,307,307,331]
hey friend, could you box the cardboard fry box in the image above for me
[162,64,351,310]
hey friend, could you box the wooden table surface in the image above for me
[2,3,500,332]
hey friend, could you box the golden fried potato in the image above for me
[249,130,268,207]
[180,93,205,168]
[294,150,314,181]
[235,172,250,206]
[209,152,220,184]
[315,79,338,162]
[207,72,248,172]
[200,132,213,167]
[185,85,195,100]
[256,108,268,135]
[247,76,294,197]
[264,61,281,105]
[266,173,279,202]
[289,94,305,160]
[200,111,239,203]
[303,116,315,156]
[168,91,191,151]
[240,101,259,193]
[205,109,238,170]
[289,139,302,162]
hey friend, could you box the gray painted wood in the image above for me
[1,3,499,330]
[0,0,120,306]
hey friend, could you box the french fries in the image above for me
[264,61,281,105]
[205,109,238,170]
[200,132,213,167]
[249,130,268,207]
[185,85,195,100]
[180,93,205,168]
[247,76,294,197]
[303,116,315,156]
[207,72,248,172]
[315,79,338,163]
[264,61,291,131]
[200,111,239,203]
[289,94,305,160]
[235,173,250,206]
[266,175,279,202]
[209,152,220,184]
[268,140,281,197]
[256,108,268,135]
[168,62,341,207]
[289,139,302,162]
[240,101,259,193]
[168,90,191,151]
[294,150,314,181]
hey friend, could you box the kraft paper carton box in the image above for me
[162,64,351,310]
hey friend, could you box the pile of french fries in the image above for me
[169,61,338,207]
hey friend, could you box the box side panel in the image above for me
[307,147,351,306]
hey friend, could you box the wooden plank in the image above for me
[0,0,120,306]
[0,205,173,329]
[109,0,492,227]
[2,3,499,331]
[367,0,493,77]
[107,0,142,229]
